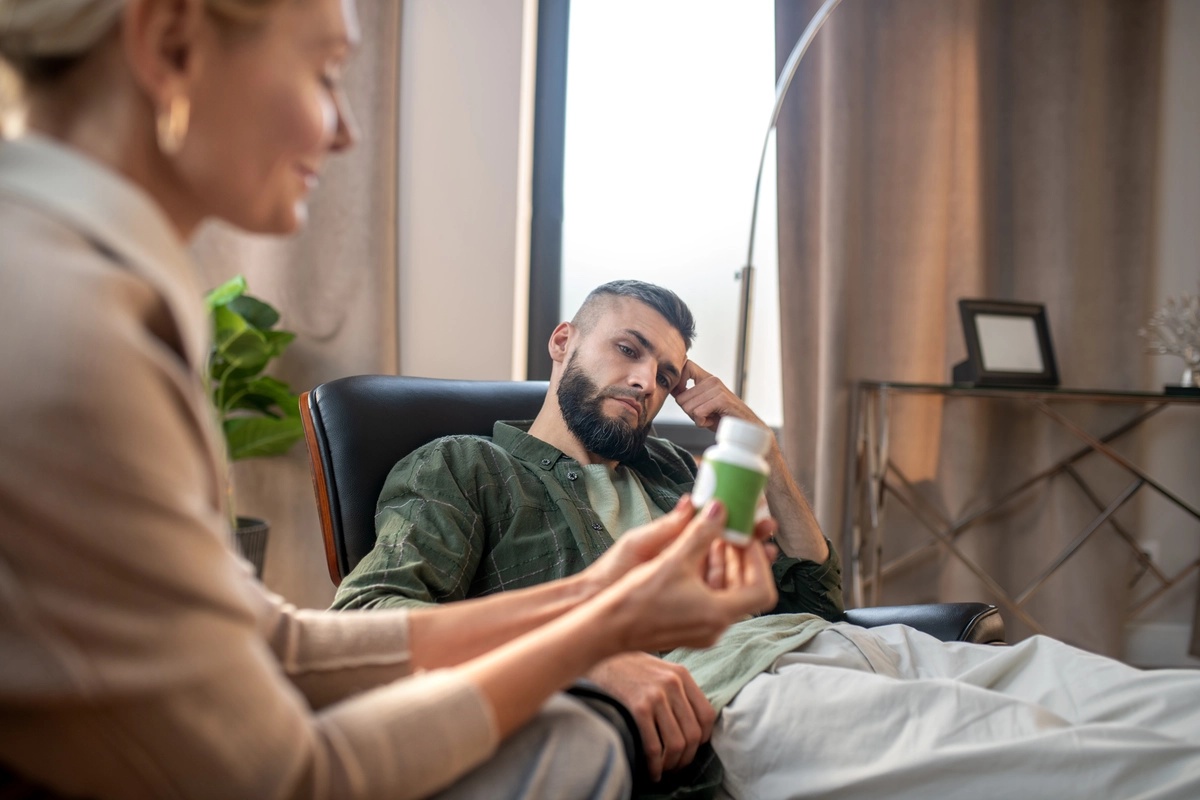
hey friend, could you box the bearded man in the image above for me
[334,280,839,792]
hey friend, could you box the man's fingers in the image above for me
[647,695,688,780]
[659,685,703,772]
[683,360,713,381]
[681,670,717,743]
[632,710,666,782]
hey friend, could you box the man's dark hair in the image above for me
[573,280,696,350]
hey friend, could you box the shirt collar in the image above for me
[0,133,209,372]
[493,421,566,471]
[492,419,664,474]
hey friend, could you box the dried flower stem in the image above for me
[1139,284,1200,369]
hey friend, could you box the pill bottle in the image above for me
[691,416,771,545]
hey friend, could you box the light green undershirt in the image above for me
[580,463,662,538]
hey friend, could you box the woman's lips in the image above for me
[296,165,320,191]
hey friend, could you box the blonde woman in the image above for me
[0,2,778,798]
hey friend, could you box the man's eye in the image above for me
[657,374,670,389]
[618,344,635,357]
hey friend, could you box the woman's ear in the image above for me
[548,321,573,364]
[121,0,207,108]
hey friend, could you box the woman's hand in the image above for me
[600,500,778,654]
[705,516,779,591]
[580,494,698,593]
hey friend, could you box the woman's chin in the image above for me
[222,203,307,237]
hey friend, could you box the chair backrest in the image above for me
[300,375,550,586]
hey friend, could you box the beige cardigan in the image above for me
[0,135,498,799]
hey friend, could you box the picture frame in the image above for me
[952,299,1060,388]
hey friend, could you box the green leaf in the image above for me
[213,319,272,379]
[205,277,302,467]
[230,376,300,417]
[224,415,304,461]
[204,275,247,311]
[228,294,280,331]
[211,304,248,342]
[261,329,296,358]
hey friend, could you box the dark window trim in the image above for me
[526,0,571,380]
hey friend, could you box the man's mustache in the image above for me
[599,388,647,425]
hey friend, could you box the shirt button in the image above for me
[541,459,552,466]
[592,523,603,531]
[567,471,578,480]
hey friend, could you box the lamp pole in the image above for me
[734,0,845,398]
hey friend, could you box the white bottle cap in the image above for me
[715,416,772,456]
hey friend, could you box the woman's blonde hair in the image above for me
[0,0,285,82]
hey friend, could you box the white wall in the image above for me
[397,0,538,380]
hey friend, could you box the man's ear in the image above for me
[547,321,573,364]
[122,0,207,110]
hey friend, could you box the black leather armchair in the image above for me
[299,374,1004,645]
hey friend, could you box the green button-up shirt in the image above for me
[333,421,844,620]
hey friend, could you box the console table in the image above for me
[842,381,1200,635]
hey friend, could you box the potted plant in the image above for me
[204,275,304,577]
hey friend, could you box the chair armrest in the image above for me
[841,602,1005,644]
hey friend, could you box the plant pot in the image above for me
[235,516,270,579]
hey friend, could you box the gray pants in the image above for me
[433,694,631,800]
[715,623,1200,799]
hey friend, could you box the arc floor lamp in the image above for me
[734,0,844,398]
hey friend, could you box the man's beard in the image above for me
[558,353,652,463]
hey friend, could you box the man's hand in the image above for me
[672,360,830,564]
[586,652,715,782]
[672,361,766,433]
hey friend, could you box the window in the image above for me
[556,0,783,426]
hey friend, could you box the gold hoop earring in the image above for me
[156,95,191,156]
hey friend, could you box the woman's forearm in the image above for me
[407,571,600,670]
[455,590,630,738]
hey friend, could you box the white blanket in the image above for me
[715,623,1200,799]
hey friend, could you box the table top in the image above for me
[855,380,1200,405]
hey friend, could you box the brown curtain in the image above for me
[191,2,403,609]
[775,0,1166,655]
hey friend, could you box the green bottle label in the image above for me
[692,458,768,543]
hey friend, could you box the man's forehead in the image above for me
[594,297,687,354]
